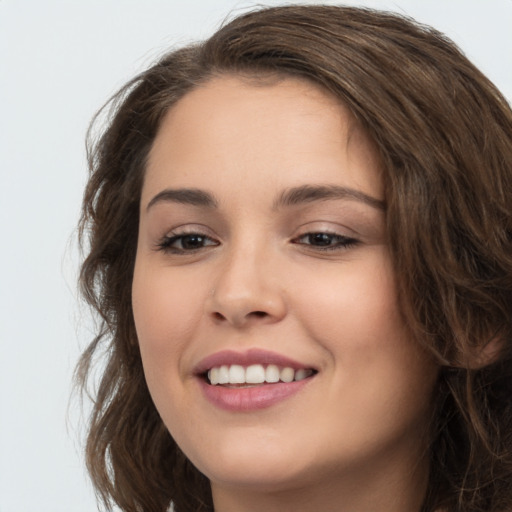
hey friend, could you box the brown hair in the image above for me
[77,5,512,512]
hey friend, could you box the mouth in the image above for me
[194,349,318,411]
[204,364,316,387]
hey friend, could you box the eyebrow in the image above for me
[146,184,385,212]
[146,188,218,211]
[273,184,385,210]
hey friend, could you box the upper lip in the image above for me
[193,348,315,375]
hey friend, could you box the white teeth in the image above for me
[228,364,245,384]
[209,367,219,385]
[265,364,280,383]
[218,365,229,384]
[206,364,314,385]
[246,364,266,384]
[280,367,295,383]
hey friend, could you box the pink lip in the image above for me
[198,378,312,411]
[193,348,313,375]
[194,348,316,412]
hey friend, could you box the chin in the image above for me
[205,462,315,494]
[187,436,317,492]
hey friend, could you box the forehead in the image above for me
[143,75,383,203]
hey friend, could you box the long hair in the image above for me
[77,5,512,511]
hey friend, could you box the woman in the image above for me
[77,5,512,512]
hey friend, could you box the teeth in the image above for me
[246,364,266,384]
[280,367,295,383]
[218,365,229,384]
[294,369,308,381]
[207,364,314,385]
[265,364,280,383]
[229,364,245,384]
[208,367,219,385]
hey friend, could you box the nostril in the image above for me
[211,310,267,323]
[210,308,276,326]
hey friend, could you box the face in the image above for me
[132,76,438,497]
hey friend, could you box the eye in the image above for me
[292,232,358,250]
[156,232,219,254]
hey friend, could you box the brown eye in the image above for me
[292,232,359,251]
[178,234,209,250]
[157,233,219,253]
[307,233,336,246]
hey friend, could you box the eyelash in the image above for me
[291,232,359,251]
[156,232,219,254]
[156,230,359,254]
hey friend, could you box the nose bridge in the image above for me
[208,235,286,326]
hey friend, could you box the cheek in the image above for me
[293,251,436,413]
[132,261,220,456]
[132,263,203,384]
[294,251,403,353]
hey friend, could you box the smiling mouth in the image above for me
[205,364,316,386]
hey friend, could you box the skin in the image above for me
[132,76,439,512]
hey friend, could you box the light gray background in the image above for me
[1,1,511,511]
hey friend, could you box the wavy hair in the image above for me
[77,5,512,512]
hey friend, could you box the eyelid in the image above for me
[162,222,215,235]
[290,220,360,238]
[156,223,219,243]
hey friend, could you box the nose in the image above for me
[206,244,287,328]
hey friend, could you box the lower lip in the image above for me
[198,377,313,411]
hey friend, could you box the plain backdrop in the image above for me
[0,1,511,511]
